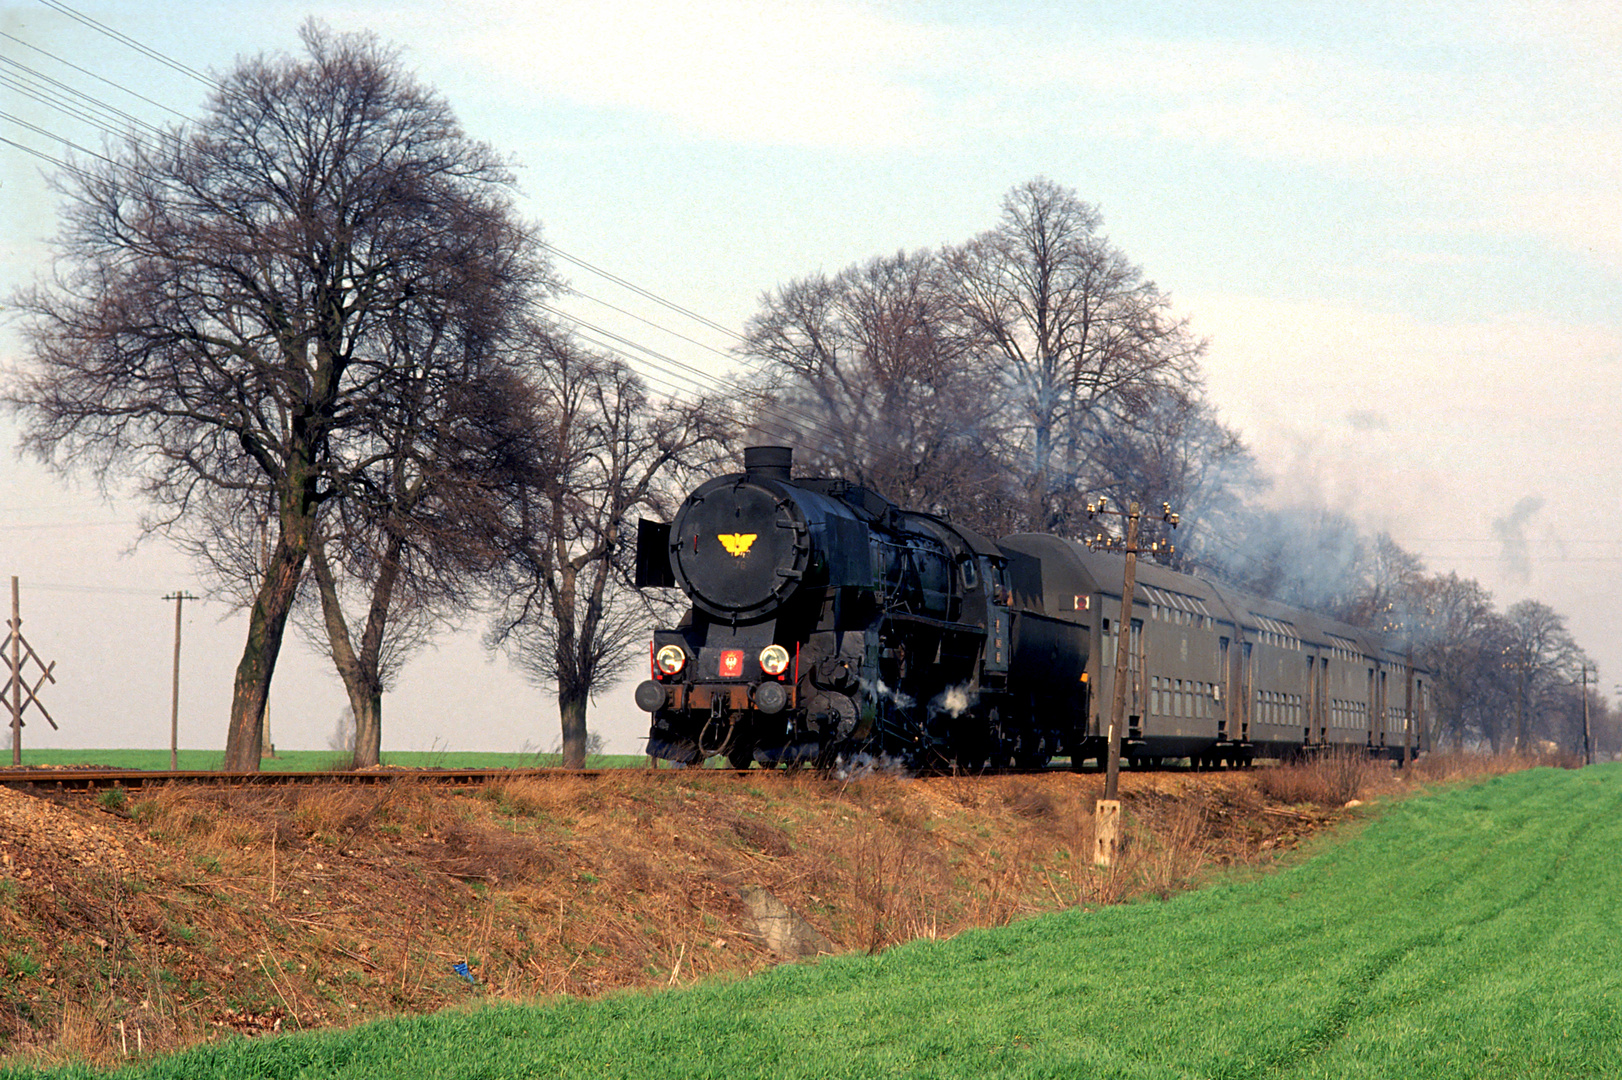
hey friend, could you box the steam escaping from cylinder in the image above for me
[859,678,915,711]
[931,683,978,719]
[831,752,908,781]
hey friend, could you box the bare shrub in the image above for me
[1256,750,1382,807]
[137,784,221,840]
[1127,798,1213,900]
[1409,748,1582,784]
[731,817,794,858]
[849,826,949,953]
[1003,783,1055,819]
[7,766,1395,1068]
[52,1002,107,1062]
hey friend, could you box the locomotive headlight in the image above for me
[758,644,791,676]
[655,645,687,675]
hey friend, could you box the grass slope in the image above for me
[11,765,1621,1079]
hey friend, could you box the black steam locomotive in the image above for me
[634,447,1427,770]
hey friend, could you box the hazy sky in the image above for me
[3,0,1619,756]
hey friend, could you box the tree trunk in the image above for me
[308,534,389,769]
[351,690,383,768]
[352,534,404,769]
[558,685,588,770]
[224,525,309,772]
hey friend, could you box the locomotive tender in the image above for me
[634,447,1427,770]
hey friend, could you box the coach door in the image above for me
[1305,655,1318,744]
[1366,668,1377,745]
[1128,618,1145,738]
[1241,641,1254,743]
[1315,658,1330,744]
[1219,636,1232,740]
[1378,668,1390,748]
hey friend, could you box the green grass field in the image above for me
[9,764,1621,1079]
[6,749,647,771]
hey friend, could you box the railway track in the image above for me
[0,766,613,792]
[0,753,1292,792]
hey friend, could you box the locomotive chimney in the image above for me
[743,445,793,481]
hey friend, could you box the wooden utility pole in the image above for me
[163,591,198,771]
[5,577,58,764]
[1581,664,1593,766]
[1403,652,1415,767]
[1103,503,1141,804]
[7,578,15,766]
[1084,499,1177,865]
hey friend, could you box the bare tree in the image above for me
[939,178,1204,533]
[300,308,544,768]
[489,327,726,769]
[1086,383,1262,569]
[6,23,543,769]
[1339,533,1428,632]
[1400,572,1499,751]
[1500,599,1586,751]
[741,250,1012,531]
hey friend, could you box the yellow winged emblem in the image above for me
[718,533,758,557]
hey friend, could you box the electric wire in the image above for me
[1,29,192,121]
[549,305,919,470]
[542,242,743,343]
[23,580,194,597]
[0,132,72,170]
[0,107,120,166]
[1,52,174,138]
[6,13,1619,668]
[1,30,796,435]
[2,61,900,471]
[16,4,1617,708]
[36,0,219,90]
[567,284,739,367]
[1,67,136,136]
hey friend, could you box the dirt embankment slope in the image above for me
[0,757,1478,1068]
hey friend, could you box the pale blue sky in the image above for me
[3,1,1619,754]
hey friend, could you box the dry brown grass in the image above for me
[1254,750,1389,807]
[1409,748,1583,782]
[0,750,1555,1070]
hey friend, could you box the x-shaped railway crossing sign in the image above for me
[4,622,58,733]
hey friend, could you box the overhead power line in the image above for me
[543,242,744,344]
[567,284,739,367]
[36,0,219,90]
[0,132,73,171]
[1,29,192,121]
[0,107,123,165]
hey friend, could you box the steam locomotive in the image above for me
[633,446,1427,770]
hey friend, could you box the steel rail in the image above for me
[0,767,615,792]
